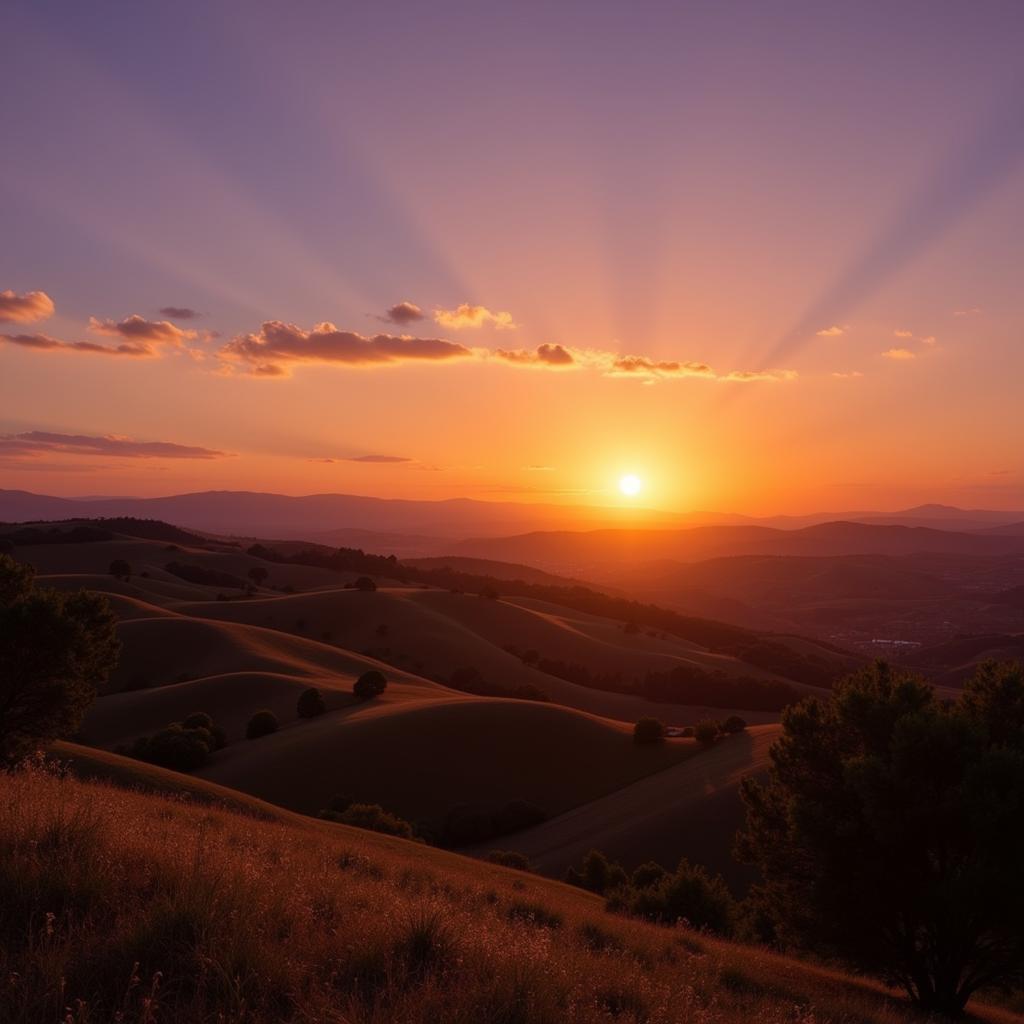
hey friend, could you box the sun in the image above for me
[618,473,643,497]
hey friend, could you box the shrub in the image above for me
[486,850,533,871]
[297,687,327,718]
[131,723,216,771]
[506,900,562,929]
[180,712,227,749]
[694,719,719,745]
[631,862,668,890]
[246,710,279,739]
[353,576,376,592]
[633,717,665,745]
[615,857,736,935]
[321,802,416,839]
[564,850,628,895]
[353,670,387,701]
[721,715,747,734]
[109,558,132,580]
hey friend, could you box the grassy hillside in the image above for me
[5,761,1018,1024]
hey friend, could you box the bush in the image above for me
[246,710,279,739]
[721,715,747,734]
[614,857,736,935]
[353,670,387,701]
[564,850,628,895]
[109,558,131,580]
[486,850,533,871]
[694,719,719,745]
[131,723,216,771]
[353,576,376,592]
[633,717,665,745]
[180,711,227,749]
[631,862,668,890]
[320,802,416,839]
[297,687,327,718]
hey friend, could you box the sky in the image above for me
[2,0,1023,515]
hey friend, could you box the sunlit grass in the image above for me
[1,761,1016,1023]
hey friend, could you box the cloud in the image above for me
[0,431,230,460]
[720,368,799,382]
[953,307,981,316]
[525,464,555,471]
[159,306,201,320]
[605,355,716,379]
[1,332,153,357]
[920,335,937,345]
[221,321,473,376]
[816,325,845,337]
[893,329,914,338]
[0,289,55,324]
[882,347,916,360]
[434,304,517,330]
[832,370,865,379]
[345,454,413,464]
[380,301,425,325]
[495,343,575,367]
[89,314,197,346]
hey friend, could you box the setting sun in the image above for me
[619,474,644,497]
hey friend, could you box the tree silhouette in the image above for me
[353,670,387,700]
[739,661,1024,1016]
[109,558,132,581]
[0,555,120,764]
[297,686,327,718]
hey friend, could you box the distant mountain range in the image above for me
[1,488,1022,550]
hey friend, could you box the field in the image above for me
[5,761,1020,1024]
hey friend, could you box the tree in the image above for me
[0,555,120,764]
[721,715,747,734]
[353,576,376,592]
[297,686,327,718]
[738,661,1024,1016]
[246,709,279,739]
[353,670,387,701]
[620,857,735,935]
[633,717,665,744]
[694,719,719,745]
[109,558,132,581]
[247,566,268,588]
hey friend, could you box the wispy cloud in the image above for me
[1,332,153,357]
[345,454,413,464]
[379,301,425,325]
[893,329,914,338]
[0,289,55,324]
[159,306,201,320]
[434,303,517,330]
[816,325,845,337]
[953,307,981,316]
[832,370,865,379]
[221,321,473,377]
[0,431,231,460]
[882,347,916,361]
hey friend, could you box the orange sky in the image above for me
[2,3,1023,515]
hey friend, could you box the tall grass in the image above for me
[0,761,1014,1023]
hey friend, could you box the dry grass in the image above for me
[3,762,1019,1024]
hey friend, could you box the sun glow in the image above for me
[618,473,643,497]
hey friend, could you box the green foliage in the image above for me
[297,686,327,718]
[246,710,279,739]
[633,717,665,745]
[353,670,387,701]
[0,554,120,764]
[738,660,1024,1016]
